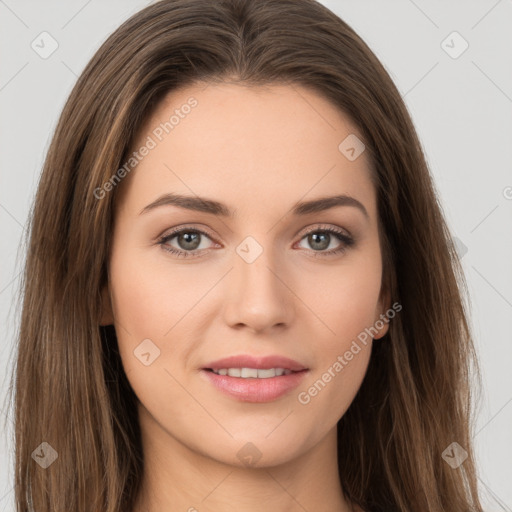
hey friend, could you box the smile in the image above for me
[208,367,294,378]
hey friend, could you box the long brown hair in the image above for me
[8,0,484,510]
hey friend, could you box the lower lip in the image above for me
[201,369,309,403]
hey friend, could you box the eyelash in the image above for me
[157,224,355,259]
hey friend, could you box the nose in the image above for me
[222,241,294,334]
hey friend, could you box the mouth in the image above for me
[200,354,309,402]
[203,367,303,378]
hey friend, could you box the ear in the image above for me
[99,283,115,326]
[373,286,392,340]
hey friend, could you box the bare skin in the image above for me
[100,81,388,512]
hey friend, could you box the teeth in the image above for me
[241,368,257,378]
[211,367,293,378]
[257,368,278,378]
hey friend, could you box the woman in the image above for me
[10,0,484,510]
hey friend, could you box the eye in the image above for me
[157,224,355,259]
[157,227,217,259]
[295,225,355,257]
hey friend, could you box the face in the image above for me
[101,82,390,468]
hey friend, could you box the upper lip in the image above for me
[203,355,308,372]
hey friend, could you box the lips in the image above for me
[200,354,309,403]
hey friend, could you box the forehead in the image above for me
[116,82,377,223]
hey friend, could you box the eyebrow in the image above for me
[139,192,369,220]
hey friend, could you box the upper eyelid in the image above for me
[159,225,217,242]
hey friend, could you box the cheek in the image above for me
[296,267,379,425]
[296,253,381,419]
[108,246,215,386]
[310,253,383,345]
[107,246,172,367]
[110,261,166,336]
[296,342,371,440]
[108,252,196,414]
[109,245,206,337]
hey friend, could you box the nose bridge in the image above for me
[224,234,292,330]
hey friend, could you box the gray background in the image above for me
[1,0,511,510]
